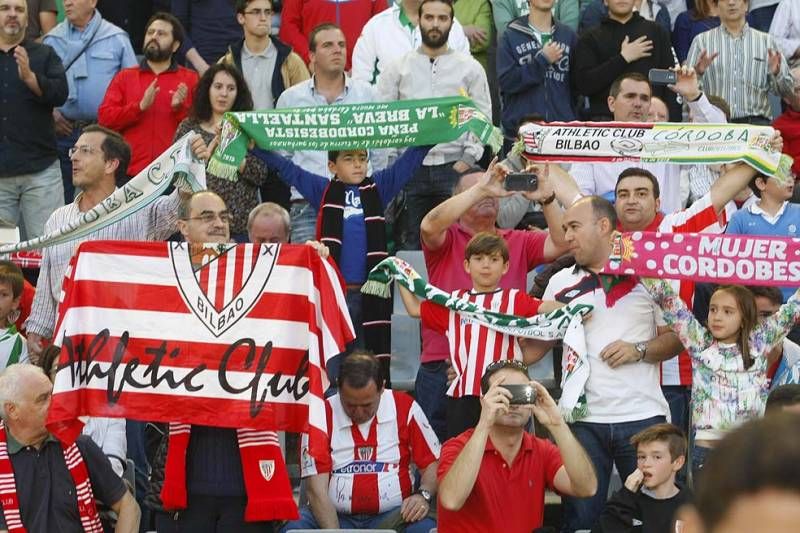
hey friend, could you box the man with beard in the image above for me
[0,0,67,240]
[98,12,198,178]
[377,0,491,250]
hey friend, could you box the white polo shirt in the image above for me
[544,266,670,423]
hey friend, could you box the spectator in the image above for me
[284,352,440,532]
[726,169,799,302]
[351,0,469,85]
[0,364,140,532]
[98,12,198,178]
[772,67,800,176]
[222,0,309,111]
[148,191,288,532]
[397,232,562,438]
[765,383,800,412]
[672,0,720,64]
[497,0,578,143]
[676,413,800,533]
[0,261,27,369]
[377,0,491,251]
[0,0,67,240]
[748,0,779,32]
[592,424,692,533]
[769,0,800,69]
[44,0,137,203]
[580,0,671,35]
[253,143,432,384]
[491,0,529,35]
[573,0,679,122]
[642,279,800,480]
[171,0,242,74]
[24,0,55,41]
[0,259,33,336]
[247,201,290,244]
[416,164,568,441]
[279,0,387,70]
[647,94,668,121]
[437,360,597,532]
[687,0,794,124]
[175,63,273,241]
[552,0,593,32]
[749,286,800,390]
[454,0,493,72]
[522,196,683,531]
[37,344,127,477]
[274,23,387,244]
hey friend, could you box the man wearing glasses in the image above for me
[222,0,309,112]
[437,359,597,533]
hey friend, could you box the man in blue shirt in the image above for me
[44,0,136,202]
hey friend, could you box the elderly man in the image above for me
[285,351,440,532]
[0,363,139,532]
[522,196,684,531]
[416,162,569,440]
[438,360,597,532]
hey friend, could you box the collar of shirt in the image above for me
[242,40,274,60]
[139,56,179,73]
[6,429,59,455]
[721,21,750,38]
[339,389,395,427]
[309,73,351,100]
[748,199,788,222]
[484,431,534,457]
[397,5,415,31]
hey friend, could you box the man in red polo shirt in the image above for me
[437,360,597,532]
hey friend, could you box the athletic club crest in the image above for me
[518,123,546,155]
[259,459,275,481]
[170,242,280,337]
[357,446,375,461]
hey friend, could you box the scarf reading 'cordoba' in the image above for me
[363,257,594,421]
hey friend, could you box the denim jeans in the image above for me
[414,361,449,444]
[562,415,666,532]
[691,443,713,490]
[289,201,317,245]
[396,163,460,251]
[0,160,64,240]
[280,505,435,533]
[661,385,690,484]
[56,127,81,204]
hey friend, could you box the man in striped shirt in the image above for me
[687,0,794,124]
[291,352,440,532]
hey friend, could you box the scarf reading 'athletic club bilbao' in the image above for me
[0,423,103,533]
[207,96,502,180]
[516,122,788,175]
[45,241,355,521]
[0,133,206,254]
[363,257,594,421]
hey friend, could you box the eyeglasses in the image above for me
[244,8,273,17]
[484,359,529,374]
[182,212,232,225]
[68,145,98,158]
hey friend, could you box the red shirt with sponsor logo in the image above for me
[618,193,729,386]
[300,389,440,514]
[437,428,564,533]
[420,288,542,397]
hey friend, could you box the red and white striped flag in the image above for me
[46,241,355,460]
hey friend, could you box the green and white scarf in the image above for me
[208,96,502,180]
[0,133,206,253]
[363,257,593,421]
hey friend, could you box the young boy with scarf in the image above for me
[253,145,433,386]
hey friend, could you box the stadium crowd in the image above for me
[1,0,800,532]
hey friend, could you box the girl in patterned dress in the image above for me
[641,279,800,482]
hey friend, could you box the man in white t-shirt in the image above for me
[522,195,683,532]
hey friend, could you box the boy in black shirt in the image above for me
[593,423,692,533]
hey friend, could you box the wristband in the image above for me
[541,192,557,205]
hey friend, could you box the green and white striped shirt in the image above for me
[0,324,27,370]
[687,23,794,120]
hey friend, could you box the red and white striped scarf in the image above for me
[160,424,298,522]
[0,423,103,533]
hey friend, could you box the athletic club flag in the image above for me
[46,241,355,454]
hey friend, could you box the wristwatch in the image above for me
[635,342,648,362]
[416,489,432,504]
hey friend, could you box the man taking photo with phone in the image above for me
[437,359,597,533]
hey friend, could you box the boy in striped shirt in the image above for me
[398,232,561,439]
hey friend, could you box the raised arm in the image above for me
[751,287,800,355]
[398,284,422,318]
